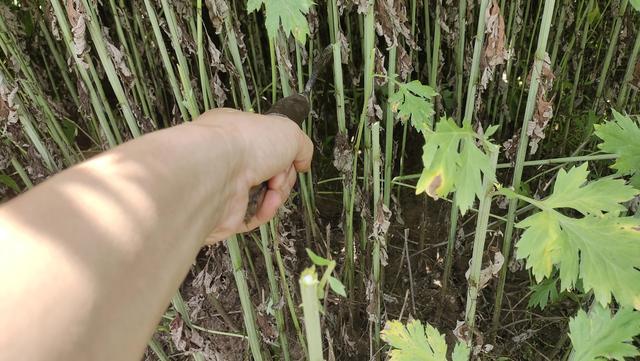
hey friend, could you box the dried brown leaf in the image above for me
[333,133,353,178]
[502,133,519,162]
[105,41,133,80]
[339,31,350,64]
[370,200,391,267]
[367,95,383,120]
[374,0,415,48]
[480,0,508,90]
[204,0,228,34]
[527,54,555,154]
[170,316,187,352]
[464,251,504,291]
[396,46,413,81]
[374,48,387,86]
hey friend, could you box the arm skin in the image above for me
[0,108,313,361]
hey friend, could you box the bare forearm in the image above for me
[0,121,238,361]
[0,108,312,361]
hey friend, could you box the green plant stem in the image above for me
[442,0,491,294]
[158,0,199,119]
[107,0,154,124]
[594,0,629,108]
[549,0,569,68]
[328,0,353,299]
[464,150,498,337]
[270,222,307,354]
[300,269,323,361]
[491,0,557,335]
[50,0,118,147]
[616,25,640,110]
[258,225,290,361]
[196,0,211,110]
[81,0,141,137]
[456,0,467,119]
[222,8,253,111]
[567,0,594,114]
[11,157,33,189]
[142,0,189,122]
[357,3,375,354]
[227,235,264,361]
[430,0,441,96]
[371,121,382,356]
[384,46,397,207]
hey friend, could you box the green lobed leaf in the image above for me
[381,319,451,361]
[390,80,437,133]
[528,277,560,310]
[306,248,331,266]
[515,164,640,309]
[569,305,640,361]
[415,118,497,215]
[630,0,640,11]
[247,0,313,44]
[328,276,346,297]
[545,163,636,215]
[594,110,640,188]
[451,342,470,361]
[561,216,640,308]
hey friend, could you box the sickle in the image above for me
[243,46,332,223]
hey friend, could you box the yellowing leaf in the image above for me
[415,117,497,215]
[514,164,640,309]
[569,305,640,361]
[381,319,468,361]
[545,163,636,215]
[247,0,313,44]
[594,110,640,188]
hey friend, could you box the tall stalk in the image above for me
[616,26,640,110]
[463,150,498,337]
[158,0,199,119]
[442,0,491,293]
[455,0,467,119]
[594,0,629,107]
[328,0,353,297]
[142,0,189,122]
[300,269,323,361]
[107,0,155,124]
[196,0,211,110]
[430,0,441,97]
[383,46,397,207]
[80,0,141,137]
[371,121,382,358]
[491,0,557,334]
[227,235,264,361]
[549,0,569,68]
[355,0,375,302]
[219,5,253,111]
[258,226,290,361]
[50,0,118,147]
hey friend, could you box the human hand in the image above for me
[191,108,313,244]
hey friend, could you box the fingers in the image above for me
[251,165,297,225]
[293,130,314,172]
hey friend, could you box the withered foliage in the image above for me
[480,0,509,91]
[526,53,555,155]
[375,0,415,49]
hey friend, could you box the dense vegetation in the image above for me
[1,0,640,360]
